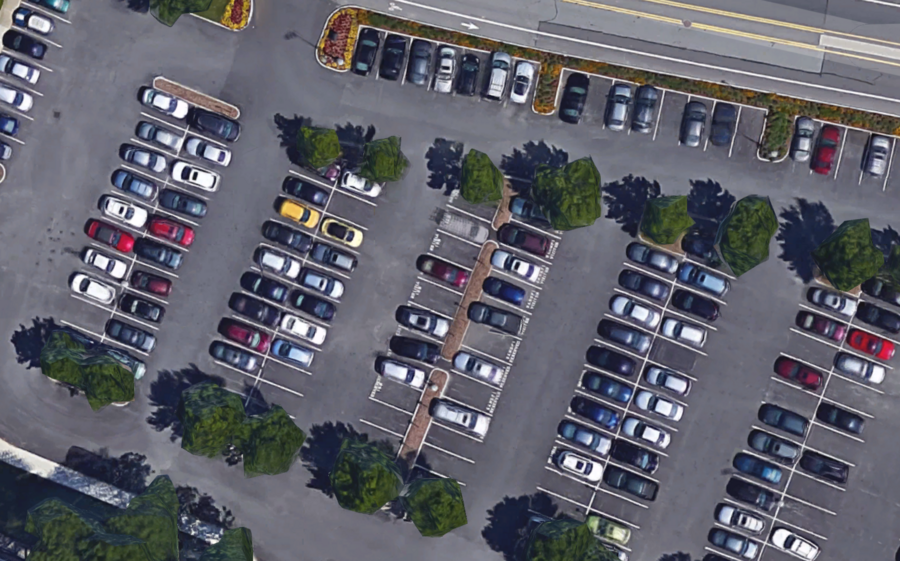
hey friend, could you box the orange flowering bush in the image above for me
[221,0,251,31]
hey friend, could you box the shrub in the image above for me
[812,218,884,291]
[237,406,307,478]
[297,126,342,170]
[531,157,602,231]
[360,136,409,183]
[639,195,694,245]
[401,478,467,537]
[460,149,503,204]
[177,383,245,458]
[716,195,779,277]
[330,439,402,514]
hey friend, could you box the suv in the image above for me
[484,52,511,100]
[604,84,632,132]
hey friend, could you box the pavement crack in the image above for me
[819,71,878,87]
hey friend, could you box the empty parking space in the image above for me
[410,278,462,317]
[657,91,689,145]
[443,374,499,413]
[732,106,767,159]
[835,128,868,183]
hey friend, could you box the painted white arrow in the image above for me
[388,2,402,11]
[461,22,479,30]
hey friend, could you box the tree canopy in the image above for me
[330,439,403,514]
[401,478,467,537]
[460,149,503,204]
[360,136,409,183]
[149,0,213,26]
[199,528,254,561]
[297,126,342,170]
[104,475,179,561]
[177,383,245,459]
[812,218,884,291]
[526,519,616,561]
[531,158,603,231]
[879,244,900,286]
[237,406,307,478]
[639,195,694,245]
[715,195,779,277]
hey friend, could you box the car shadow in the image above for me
[660,553,693,561]
[871,225,900,259]
[335,122,376,170]
[145,364,225,441]
[119,0,150,13]
[776,198,836,283]
[425,138,464,195]
[601,174,662,237]
[273,113,313,167]
[500,141,569,194]
[10,316,61,370]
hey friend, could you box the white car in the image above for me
[300,268,344,299]
[622,417,671,449]
[491,249,541,283]
[643,366,691,396]
[171,161,219,192]
[0,55,39,84]
[82,248,128,280]
[556,450,603,482]
[662,318,707,348]
[716,504,765,534]
[807,288,857,317]
[434,47,456,93]
[378,358,426,389]
[634,390,683,421]
[430,399,490,437]
[185,137,232,167]
[141,88,189,119]
[770,528,819,560]
[136,121,182,151]
[0,83,32,112]
[610,295,660,329]
[100,195,148,229]
[453,352,504,386]
[834,352,885,384]
[509,61,535,104]
[70,273,116,305]
[14,9,55,35]
[280,314,327,346]
[340,170,382,197]
[255,247,301,280]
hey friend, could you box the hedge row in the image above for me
[352,9,900,159]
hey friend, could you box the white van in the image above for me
[484,52,511,101]
[440,212,489,243]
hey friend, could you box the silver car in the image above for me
[604,84,633,132]
[626,242,678,274]
[864,135,891,177]
[434,47,456,94]
[680,101,707,147]
[790,117,814,162]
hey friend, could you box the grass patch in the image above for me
[195,0,230,23]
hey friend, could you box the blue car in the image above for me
[35,0,68,14]
[111,170,157,201]
[581,372,633,403]
[571,396,619,430]
[0,113,19,136]
[733,453,783,485]
[677,262,730,297]
[482,277,525,306]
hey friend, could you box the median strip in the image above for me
[440,241,498,361]
[397,368,448,471]
[152,76,241,120]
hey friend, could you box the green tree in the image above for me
[531,158,603,231]
[639,195,694,245]
[330,439,402,514]
[25,500,102,561]
[149,0,213,26]
[400,478,467,537]
[237,406,307,478]
[715,195,778,277]
[297,127,342,170]
[104,476,179,561]
[460,149,503,204]
[527,519,616,561]
[200,528,254,561]
[177,383,245,459]
[812,218,884,291]
[360,136,409,183]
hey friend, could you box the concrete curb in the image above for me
[153,76,240,119]
[491,179,513,231]
[190,0,253,32]
[0,0,22,34]
[396,369,448,472]
[315,6,356,73]
[440,240,497,361]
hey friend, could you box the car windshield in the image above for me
[328,223,347,238]
[513,77,528,94]
[570,87,586,95]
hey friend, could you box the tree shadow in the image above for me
[10,317,60,369]
[63,446,153,495]
[602,174,662,237]
[500,141,568,193]
[871,225,900,258]
[660,553,692,561]
[776,199,836,283]
[300,421,370,496]
[240,381,271,418]
[335,122,376,171]
[425,138,464,195]
[687,179,735,238]
[273,113,312,167]
[146,365,225,441]
[118,0,150,13]
[176,485,235,529]
[482,492,558,561]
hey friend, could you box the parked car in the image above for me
[434,47,457,93]
[13,8,54,36]
[0,140,11,160]
[625,242,678,274]
[582,372,633,403]
[106,319,156,353]
[631,85,659,134]
[255,247,301,280]
[120,294,165,323]
[148,216,194,247]
[770,528,819,561]
[557,450,603,482]
[790,117,815,162]
[291,290,335,321]
[310,242,356,272]
[379,34,407,80]
[634,390,683,421]
[618,269,670,301]
[320,218,362,247]
[622,416,670,448]
[834,351,886,383]
[280,314,326,345]
[726,478,776,511]
[0,54,39,84]
[159,189,207,218]
[262,221,312,254]
[662,318,707,348]
[131,271,172,297]
[559,72,589,124]
[453,352,504,385]
[277,199,319,229]
[417,255,469,288]
[807,287,857,317]
[0,83,32,111]
[120,144,166,173]
[171,161,219,192]
[509,61,535,104]
[339,170,382,198]
[82,248,127,280]
[864,134,891,176]
[0,113,18,136]
[812,125,840,175]
[671,289,719,321]
[498,224,550,257]
[585,515,632,546]
[456,54,480,96]
[218,318,270,352]
[795,311,846,341]
[610,439,659,474]
[482,277,525,306]
[773,356,822,390]
[749,430,799,465]
[558,420,611,455]
[186,137,232,167]
[406,39,432,86]
[861,277,900,307]
[759,403,808,437]
[352,28,380,76]
[136,121,182,151]
[139,87,187,119]
[241,272,288,304]
[85,219,134,253]
[586,346,636,377]
[134,239,183,270]
[604,465,658,501]
[228,293,280,326]
[491,249,541,282]
[390,336,439,364]
[429,399,491,437]
[598,319,651,354]
[209,341,257,373]
[716,504,765,535]
[34,0,68,13]
[70,273,115,305]
[856,302,900,333]
[571,396,619,430]
[799,451,848,484]
[604,84,632,132]
[710,103,737,146]
[100,195,148,229]
[189,108,241,142]
[272,338,314,368]
[708,528,758,560]
[815,403,864,434]
[680,101,707,147]
[681,229,720,266]
[376,357,426,389]
[609,295,660,329]
[643,366,691,396]
[509,196,550,225]
[396,305,449,338]
[733,453,783,485]
[468,303,522,335]
[677,263,729,296]
[484,51,511,100]
[847,328,895,360]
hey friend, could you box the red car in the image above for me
[773,356,823,390]
[848,329,895,360]
[811,125,840,175]
[86,219,134,253]
[416,255,469,288]
[130,271,172,297]
[795,311,846,342]
[498,224,550,257]
[148,216,195,247]
[220,319,270,353]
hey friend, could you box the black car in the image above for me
[159,189,207,218]
[468,302,522,335]
[379,34,407,80]
[241,272,288,304]
[262,221,312,254]
[134,239,183,270]
[119,294,165,323]
[726,478,775,511]
[559,72,589,124]
[861,278,900,307]
[570,396,619,430]
[105,319,156,353]
[189,108,240,142]
[597,319,651,354]
[352,28,380,76]
[585,346,636,376]
[406,39,432,85]
[672,289,720,321]
[799,451,849,484]
[509,196,551,225]
[681,230,721,266]
[610,439,659,474]
[3,30,45,60]
[396,306,445,335]
[618,269,670,301]
[456,54,480,96]
[282,177,329,207]
[603,465,658,501]
[389,336,439,364]
[758,404,809,437]
[581,372,633,404]
[815,403,865,434]
[228,293,281,326]
[291,290,335,321]
[631,85,659,133]
[710,103,737,147]
[856,302,900,333]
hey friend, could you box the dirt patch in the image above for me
[491,178,513,231]
[397,368,448,471]
[637,231,685,256]
[440,241,497,361]
[152,77,240,120]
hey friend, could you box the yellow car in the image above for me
[279,199,320,228]
[321,218,363,248]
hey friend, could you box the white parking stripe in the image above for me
[425,251,473,273]
[460,344,512,365]
[833,128,848,180]
[790,328,894,369]
[368,395,414,415]
[422,440,476,463]
[429,420,485,443]
[446,204,492,224]
[728,106,742,158]
[810,419,865,443]
[652,89,665,142]
[324,212,368,231]
[406,300,454,320]
[22,2,71,23]
[359,418,405,439]
[417,275,464,297]
[499,243,553,267]
[414,463,466,486]
[436,227,482,248]
[883,138,896,192]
